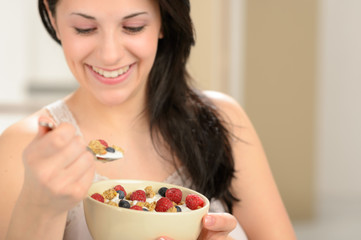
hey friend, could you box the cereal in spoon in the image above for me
[88,139,124,162]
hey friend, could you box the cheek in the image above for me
[126,34,159,62]
[62,36,93,62]
[61,36,96,78]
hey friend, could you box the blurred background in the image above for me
[1,0,360,239]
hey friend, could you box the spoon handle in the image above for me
[39,121,55,131]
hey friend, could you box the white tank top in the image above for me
[45,100,247,240]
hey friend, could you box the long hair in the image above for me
[38,0,239,212]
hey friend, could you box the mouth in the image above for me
[90,64,131,79]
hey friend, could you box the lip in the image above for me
[87,63,134,85]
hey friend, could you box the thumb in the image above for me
[37,116,56,137]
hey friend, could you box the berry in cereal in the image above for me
[91,193,104,203]
[185,194,205,210]
[130,190,147,202]
[105,147,115,153]
[165,188,182,204]
[118,200,131,208]
[114,185,127,196]
[118,191,125,199]
[175,206,182,212]
[130,205,143,211]
[98,139,109,147]
[158,187,168,197]
[155,197,174,212]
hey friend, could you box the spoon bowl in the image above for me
[93,149,124,162]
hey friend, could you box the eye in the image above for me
[74,27,96,35]
[123,26,145,34]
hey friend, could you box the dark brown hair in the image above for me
[38,0,239,212]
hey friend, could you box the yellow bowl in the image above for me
[84,179,210,240]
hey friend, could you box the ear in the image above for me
[43,0,61,40]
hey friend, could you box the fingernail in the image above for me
[204,215,215,226]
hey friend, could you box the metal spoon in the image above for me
[39,121,123,162]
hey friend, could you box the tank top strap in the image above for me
[44,99,82,136]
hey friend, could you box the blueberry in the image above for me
[106,147,115,153]
[158,187,168,197]
[142,208,149,211]
[175,206,182,212]
[118,200,130,208]
[117,190,125,199]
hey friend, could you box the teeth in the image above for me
[92,65,130,78]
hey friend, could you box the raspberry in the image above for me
[130,205,143,211]
[91,193,104,203]
[114,185,127,196]
[130,190,146,202]
[98,139,109,147]
[185,194,205,210]
[155,197,174,212]
[165,188,182,204]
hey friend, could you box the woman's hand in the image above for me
[21,116,96,216]
[157,212,237,240]
[197,213,237,240]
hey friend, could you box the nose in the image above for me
[97,29,124,66]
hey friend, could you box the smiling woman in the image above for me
[0,0,296,240]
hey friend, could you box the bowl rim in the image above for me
[85,179,210,215]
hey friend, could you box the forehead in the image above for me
[55,0,160,19]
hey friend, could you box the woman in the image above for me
[0,0,297,239]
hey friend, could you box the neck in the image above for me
[66,88,149,136]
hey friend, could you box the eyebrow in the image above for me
[70,12,148,20]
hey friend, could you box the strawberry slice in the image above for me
[98,139,109,147]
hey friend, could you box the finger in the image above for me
[56,135,90,168]
[69,159,96,201]
[48,151,95,200]
[37,122,78,158]
[63,150,95,184]
[203,213,237,233]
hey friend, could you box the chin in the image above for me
[91,90,125,105]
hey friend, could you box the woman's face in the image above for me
[49,0,162,106]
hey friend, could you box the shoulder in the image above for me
[0,109,49,152]
[202,90,249,127]
[203,90,240,108]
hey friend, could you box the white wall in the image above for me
[0,2,27,103]
[0,1,75,133]
[317,0,361,200]
[26,1,74,86]
[0,1,74,104]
